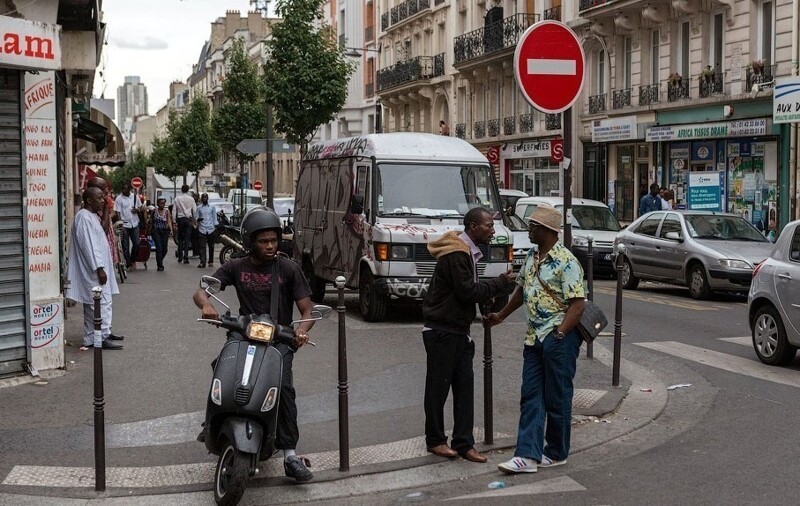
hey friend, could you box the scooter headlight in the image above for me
[246,321,275,342]
[260,386,278,412]
[211,378,222,406]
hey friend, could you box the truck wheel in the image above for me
[359,269,387,322]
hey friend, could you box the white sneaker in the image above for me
[539,455,567,468]
[498,456,537,474]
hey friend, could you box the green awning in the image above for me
[73,115,109,151]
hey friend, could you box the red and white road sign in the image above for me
[514,20,585,114]
[253,180,263,191]
[550,139,564,163]
[130,176,143,189]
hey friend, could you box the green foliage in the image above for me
[172,98,220,178]
[150,133,181,182]
[108,149,149,193]
[211,38,265,165]
[263,0,356,147]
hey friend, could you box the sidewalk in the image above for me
[0,263,658,504]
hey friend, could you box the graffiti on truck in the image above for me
[304,137,371,161]
[386,278,430,299]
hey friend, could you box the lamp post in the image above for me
[345,46,383,134]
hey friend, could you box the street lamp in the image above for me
[344,47,383,133]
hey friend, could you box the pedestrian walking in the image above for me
[421,207,514,463]
[113,183,142,269]
[486,206,585,474]
[195,193,218,268]
[149,198,173,271]
[173,185,196,264]
[66,187,123,350]
[639,183,662,216]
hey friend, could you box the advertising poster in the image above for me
[688,172,723,211]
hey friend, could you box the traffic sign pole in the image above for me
[563,109,573,251]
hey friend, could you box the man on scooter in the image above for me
[193,207,316,483]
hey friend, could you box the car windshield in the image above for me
[685,214,769,242]
[377,163,500,218]
[505,213,528,231]
[555,205,621,231]
[271,199,294,216]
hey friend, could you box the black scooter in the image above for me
[198,275,331,505]
[216,212,247,265]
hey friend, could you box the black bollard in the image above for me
[586,235,594,359]
[91,286,106,492]
[612,245,624,386]
[482,301,493,445]
[334,276,349,472]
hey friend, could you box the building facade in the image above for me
[116,75,148,141]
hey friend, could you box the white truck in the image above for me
[294,133,513,321]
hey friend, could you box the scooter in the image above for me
[215,212,247,265]
[197,275,332,505]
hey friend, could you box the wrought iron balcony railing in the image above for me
[699,71,724,98]
[589,94,606,114]
[455,123,467,139]
[388,0,430,29]
[454,13,538,65]
[746,64,775,92]
[667,80,690,102]
[381,12,389,31]
[473,120,486,139]
[487,118,500,137]
[639,84,659,106]
[519,113,533,133]
[612,88,631,109]
[433,53,445,77]
[376,56,436,91]
[580,0,612,12]
[543,5,561,20]
[503,116,516,135]
[545,113,561,130]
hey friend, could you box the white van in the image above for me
[515,196,622,276]
[227,189,263,214]
[295,133,513,321]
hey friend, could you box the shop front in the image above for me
[500,138,561,196]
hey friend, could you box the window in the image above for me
[710,12,724,70]
[651,30,660,84]
[635,214,663,237]
[597,49,606,94]
[623,36,633,89]
[659,213,682,238]
[759,0,775,63]
[790,229,800,262]
[679,21,690,76]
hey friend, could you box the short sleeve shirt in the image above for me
[114,193,141,228]
[516,242,585,345]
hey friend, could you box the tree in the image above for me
[108,148,149,193]
[263,0,356,147]
[172,98,220,188]
[150,134,180,182]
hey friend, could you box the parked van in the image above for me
[295,133,513,321]
[515,196,622,276]
[227,189,263,214]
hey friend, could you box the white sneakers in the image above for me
[539,455,567,468]
[497,455,567,474]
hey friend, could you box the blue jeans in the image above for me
[514,328,581,462]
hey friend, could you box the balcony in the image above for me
[381,12,389,31]
[519,113,533,133]
[365,25,375,42]
[746,63,775,92]
[612,88,631,109]
[543,5,561,21]
[388,0,430,29]
[545,113,561,131]
[366,82,375,99]
[503,116,516,135]
[487,118,500,137]
[435,0,445,4]
[455,123,467,139]
[667,79,690,102]
[580,0,613,12]
[454,13,538,66]
[699,71,724,98]
[433,53,445,77]
[638,84,659,106]
[589,94,606,114]
[474,120,486,139]
[376,56,438,92]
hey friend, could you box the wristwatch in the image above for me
[553,329,566,340]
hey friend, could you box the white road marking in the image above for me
[446,475,586,500]
[635,341,800,388]
[527,58,576,75]
[718,336,751,347]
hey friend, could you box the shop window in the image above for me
[635,214,664,236]
[758,0,775,63]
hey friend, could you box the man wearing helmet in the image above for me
[193,207,316,483]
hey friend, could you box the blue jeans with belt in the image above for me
[514,328,581,462]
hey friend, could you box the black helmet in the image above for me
[241,207,282,250]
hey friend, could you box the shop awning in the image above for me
[73,115,109,150]
[75,101,126,166]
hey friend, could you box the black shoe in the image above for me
[157,266,164,271]
[284,456,313,483]
[197,263,206,268]
[102,340,123,350]
[108,333,124,341]
[183,259,189,264]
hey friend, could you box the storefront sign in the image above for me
[25,72,60,300]
[645,119,767,142]
[0,17,61,70]
[688,171,724,211]
[773,76,800,124]
[501,140,551,159]
[30,300,63,349]
[591,116,638,142]
[77,153,127,164]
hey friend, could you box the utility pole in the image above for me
[266,103,274,210]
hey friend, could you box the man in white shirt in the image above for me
[659,187,673,210]
[114,183,142,269]
[173,184,197,264]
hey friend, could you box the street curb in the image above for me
[0,369,64,390]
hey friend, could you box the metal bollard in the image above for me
[612,244,625,386]
[482,301,493,446]
[586,235,594,359]
[91,286,106,492]
[334,276,349,472]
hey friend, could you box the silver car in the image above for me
[614,211,773,299]
[748,220,800,365]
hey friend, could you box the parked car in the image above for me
[504,212,534,271]
[227,189,263,214]
[748,220,800,365]
[515,196,621,276]
[615,210,774,299]
[208,197,234,218]
[499,188,528,216]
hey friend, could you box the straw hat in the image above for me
[528,206,562,233]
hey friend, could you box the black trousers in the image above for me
[176,217,192,261]
[423,329,475,454]
[274,343,299,450]
[152,229,169,269]
[199,231,215,265]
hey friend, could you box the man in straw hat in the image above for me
[486,205,585,474]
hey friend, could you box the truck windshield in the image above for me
[377,163,500,218]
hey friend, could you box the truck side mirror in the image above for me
[350,194,364,215]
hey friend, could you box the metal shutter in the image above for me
[0,69,28,376]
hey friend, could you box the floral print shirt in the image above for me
[517,242,585,345]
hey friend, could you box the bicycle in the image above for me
[113,222,127,283]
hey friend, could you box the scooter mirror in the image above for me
[201,275,222,294]
[311,304,333,319]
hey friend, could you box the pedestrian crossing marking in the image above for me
[446,475,586,500]
[635,341,800,389]
[718,336,751,347]
[593,287,730,311]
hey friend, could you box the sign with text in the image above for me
[25,72,60,300]
[688,171,724,211]
[0,16,61,70]
[591,116,638,142]
[646,119,767,142]
[30,300,63,349]
[500,140,552,159]
[773,77,800,124]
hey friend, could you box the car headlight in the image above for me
[489,246,508,261]
[718,259,753,269]
[391,245,411,259]
[572,236,589,247]
[246,321,275,342]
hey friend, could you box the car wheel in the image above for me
[687,264,712,300]
[359,269,387,322]
[752,304,797,366]
[621,258,639,290]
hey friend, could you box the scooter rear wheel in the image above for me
[214,443,249,506]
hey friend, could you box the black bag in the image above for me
[535,270,608,343]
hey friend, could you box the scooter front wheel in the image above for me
[214,443,249,506]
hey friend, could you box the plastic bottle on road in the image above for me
[488,480,506,489]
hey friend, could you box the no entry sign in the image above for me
[253,180,263,191]
[130,176,143,189]
[514,20,585,114]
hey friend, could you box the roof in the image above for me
[303,133,489,164]
[516,196,609,208]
